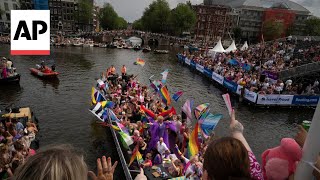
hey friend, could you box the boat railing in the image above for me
[106,113,133,180]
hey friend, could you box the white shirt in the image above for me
[157,141,168,157]
[7,61,12,69]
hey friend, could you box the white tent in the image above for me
[240,41,248,51]
[225,40,237,53]
[209,39,226,53]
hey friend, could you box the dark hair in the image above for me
[203,137,251,180]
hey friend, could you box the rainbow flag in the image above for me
[172,91,183,102]
[194,103,209,120]
[135,58,145,66]
[129,146,143,166]
[188,122,200,157]
[159,86,171,105]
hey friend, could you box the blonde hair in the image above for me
[13,144,88,180]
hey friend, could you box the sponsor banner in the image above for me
[257,94,294,105]
[244,89,257,103]
[292,95,320,105]
[236,85,243,95]
[212,72,224,85]
[196,64,204,73]
[223,78,238,93]
[190,60,196,69]
[204,68,213,78]
[185,58,191,65]
[262,71,279,80]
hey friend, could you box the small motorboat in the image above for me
[30,65,59,78]
[99,43,107,48]
[73,42,83,47]
[133,45,141,51]
[154,49,169,54]
[0,74,20,85]
[142,46,151,52]
[94,43,100,47]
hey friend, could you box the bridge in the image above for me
[91,30,191,46]
[279,61,320,80]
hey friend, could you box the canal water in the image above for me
[0,44,315,179]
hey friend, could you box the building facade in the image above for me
[93,5,100,32]
[75,0,94,32]
[204,0,310,43]
[193,5,232,42]
[0,0,19,34]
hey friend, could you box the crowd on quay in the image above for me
[0,111,38,179]
[0,36,10,44]
[182,38,320,95]
[0,65,319,180]
[1,57,15,79]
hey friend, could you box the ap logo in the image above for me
[11,10,50,55]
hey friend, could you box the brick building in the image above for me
[193,4,233,42]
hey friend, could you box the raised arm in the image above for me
[230,110,251,152]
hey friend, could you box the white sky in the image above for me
[94,0,320,22]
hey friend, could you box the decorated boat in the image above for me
[0,74,20,85]
[142,46,151,52]
[154,49,169,54]
[83,40,94,47]
[133,45,141,51]
[30,65,59,78]
[1,106,40,150]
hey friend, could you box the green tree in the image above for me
[262,20,285,41]
[117,17,127,29]
[141,0,171,33]
[132,19,143,30]
[170,3,196,35]
[233,27,242,43]
[76,0,93,25]
[99,3,119,30]
[304,17,320,36]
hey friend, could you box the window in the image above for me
[4,3,9,11]
[6,13,10,20]
[54,9,57,14]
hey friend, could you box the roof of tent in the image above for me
[240,41,249,51]
[210,39,225,53]
[225,40,237,53]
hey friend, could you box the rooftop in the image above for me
[204,0,310,13]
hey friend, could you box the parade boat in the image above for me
[142,46,151,52]
[99,43,107,48]
[0,74,20,85]
[1,106,40,150]
[133,45,141,51]
[94,43,100,47]
[83,41,94,47]
[154,49,169,54]
[30,65,59,78]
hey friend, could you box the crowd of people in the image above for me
[0,36,10,44]
[182,38,320,95]
[0,65,318,180]
[1,57,15,79]
[0,109,39,179]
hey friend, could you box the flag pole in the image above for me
[295,101,320,179]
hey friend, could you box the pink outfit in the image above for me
[249,151,264,180]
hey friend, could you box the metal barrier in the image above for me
[279,61,320,80]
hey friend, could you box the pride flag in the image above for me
[91,87,105,105]
[119,131,133,150]
[200,113,223,138]
[135,58,145,66]
[161,69,169,84]
[182,99,193,126]
[194,103,209,120]
[159,86,171,105]
[172,91,183,102]
[188,122,200,157]
[128,146,143,166]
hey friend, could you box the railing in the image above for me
[279,61,320,80]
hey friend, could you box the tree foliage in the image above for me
[132,19,143,30]
[99,3,127,30]
[262,20,285,41]
[141,0,171,33]
[76,0,93,24]
[170,3,196,35]
[304,17,320,36]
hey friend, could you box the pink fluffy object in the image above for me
[262,138,302,180]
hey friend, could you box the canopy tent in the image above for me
[240,41,248,51]
[209,39,226,53]
[225,40,237,53]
